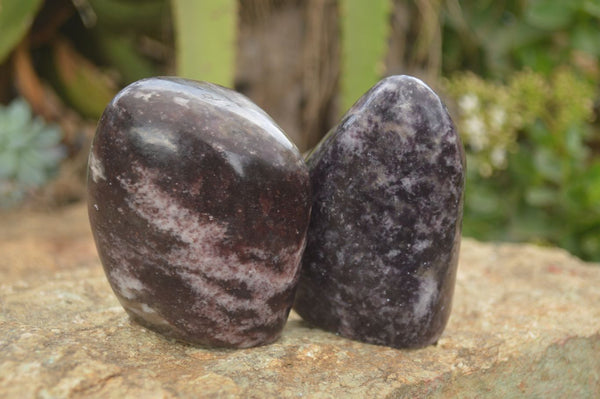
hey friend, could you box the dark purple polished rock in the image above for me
[294,75,465,349]
[87,77,311,348]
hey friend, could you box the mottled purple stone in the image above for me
[294,75,465,349]
[87,77,311,348]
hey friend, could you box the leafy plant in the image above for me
[441,0,600,78]
[444,69,550,176]
[445,68,600,261]
[49,39,117,119]
[0,98,65,207]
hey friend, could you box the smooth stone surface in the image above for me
[2,204,600,398]
[295,75,465,348]
[87,77,311,348]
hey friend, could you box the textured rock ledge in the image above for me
[1,203,599,398]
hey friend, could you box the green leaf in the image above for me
[582,163,600,206]
[533,148,563,183]
[564,125,588,160]
[581,233,600,260]
[32,124,62,148]
[507,208,557,242]
[6,99,32,128]
[95,32,158,85]
[0,0,43,63]
[514,46,556,75]
[486,21,546,59]
[340,0,391,112]
[38,147,65,167]
[571,21,600,56]
[171,0,236,87]
[525,0,577,30]
[88,0,167,33]
[50,40,117,119]
[583,0,600,18]
[525,186,557,206]
[465,184,504,215]
[5,129,34,150]
[16,155,46,186]
[0,151,18,179]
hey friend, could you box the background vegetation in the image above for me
[0,0,599,261]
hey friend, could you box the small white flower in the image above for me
[464,115,485,135]
[459,94,479,114]
[489,106,507,128]
[464,116,487,152]
[490,146,507,168]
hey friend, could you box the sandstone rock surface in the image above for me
[1,203,599,398]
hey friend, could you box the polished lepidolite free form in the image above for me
[88,77,311,348]
[294,75,465,349]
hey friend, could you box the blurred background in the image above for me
[0,0,599,261]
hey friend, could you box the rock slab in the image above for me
[87,77,310,348]
[1,204,599,398]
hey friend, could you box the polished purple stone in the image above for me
[294,75,465,349]
[88,77,311,348]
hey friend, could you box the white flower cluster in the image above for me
[457,93,511,177]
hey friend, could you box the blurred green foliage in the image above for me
[445,69,599,260]
[442,0,600,77]
[0,0,44,63]
[440,0,600,261]
[85,0,168,84]
[49,39,117,119]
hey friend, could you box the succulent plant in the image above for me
[0,98,65,208]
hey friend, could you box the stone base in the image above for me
[1,204,599,398]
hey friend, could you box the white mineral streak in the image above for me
[131,90,154,102]
[413,271,438,320]
[413,239,432,253]
[399,176,415,194]
[339,123,365,153]
[88,152,106,183]
[173,96,190,107]
[117,163,299,345]
[128,303,171,326]
[131,126,178,153]
[211,142,246,177]
[110,268,145,300]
